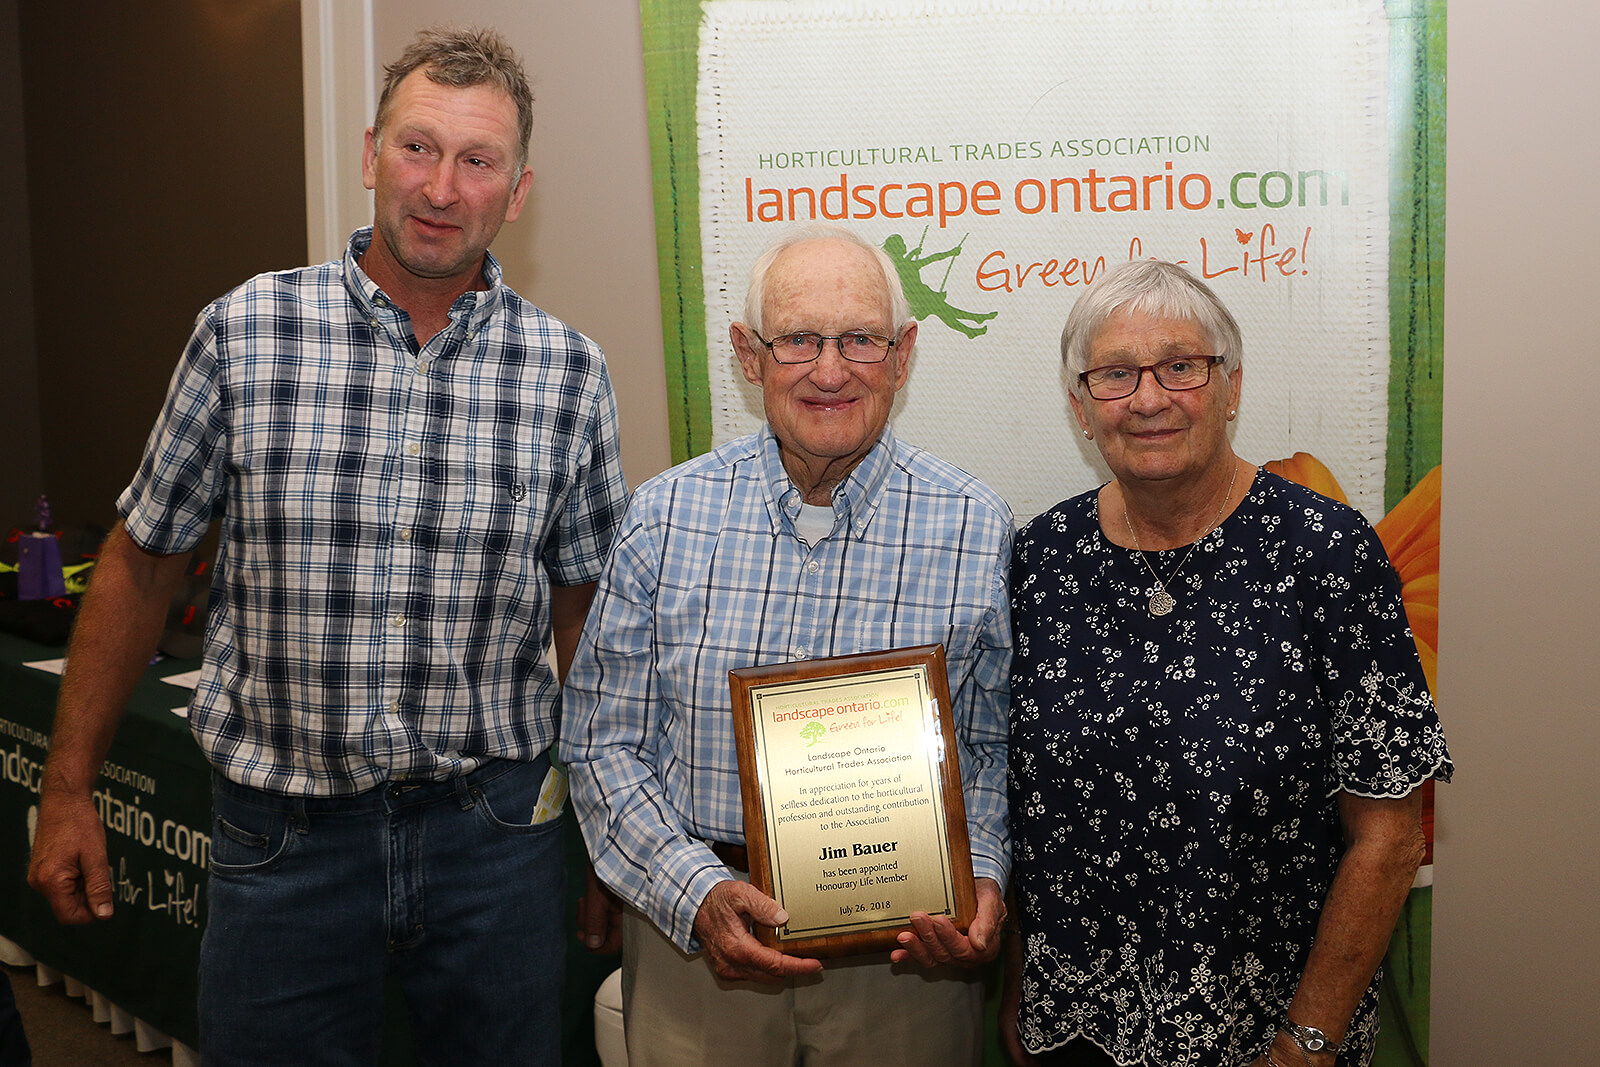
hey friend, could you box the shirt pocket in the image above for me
[439,432,562,569]
[458,460,538,563]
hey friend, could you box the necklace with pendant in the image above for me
[1123,461,1240,617]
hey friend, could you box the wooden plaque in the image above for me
[729,644,976,958]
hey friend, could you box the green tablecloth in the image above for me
[0,632,621,1063]
[0,631,210,1047]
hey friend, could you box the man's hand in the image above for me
[891,876,1005,968]
[576,860,624,953]
[691,880,824,984]
[28,791,114,924]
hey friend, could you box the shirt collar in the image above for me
[759,423,895,541]
[342,226,505,333]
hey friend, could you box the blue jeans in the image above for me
[199,756,565,1066]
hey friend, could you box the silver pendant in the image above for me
[1149,587,1176,616]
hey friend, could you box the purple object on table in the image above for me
[17,533,66,600]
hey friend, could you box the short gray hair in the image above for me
[742,224,912,337]
[373,26,534,175]
[1060,259,1243,400]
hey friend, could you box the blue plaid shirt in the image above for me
[120,229,629,796]
[562,426,1012,949]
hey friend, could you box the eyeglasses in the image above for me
[756,330,897,364]
[1079,355,1224,400]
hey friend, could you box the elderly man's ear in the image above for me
[889,321,918,389]
[731,323,768,386]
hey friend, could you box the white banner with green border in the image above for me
[640,1,1445,1061]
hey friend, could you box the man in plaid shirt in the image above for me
[28,26,627,1064]
[563,225,1012,1066]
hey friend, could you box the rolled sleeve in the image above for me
[118,306,229,553]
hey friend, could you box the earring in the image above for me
[1227,410,1236,421]
[1082,429,1092,439]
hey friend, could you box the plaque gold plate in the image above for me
[729,645,976,958]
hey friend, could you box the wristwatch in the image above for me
[1282,1020,1341,1055]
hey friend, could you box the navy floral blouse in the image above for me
[1009,470,1452,1065]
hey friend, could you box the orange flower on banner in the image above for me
[1262,452,1349,507]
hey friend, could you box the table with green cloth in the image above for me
[0,632,620,1064]
[0,631,209,1049]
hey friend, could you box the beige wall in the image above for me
[346,1,1597,1056]
[1432,0,1600,1058]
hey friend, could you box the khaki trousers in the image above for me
[621,907,983,1067]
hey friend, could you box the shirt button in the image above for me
[805,559,821,575]
[392,614,407,628]
[399,528,413,542]
[369,318,380,329]
[791,647,808,659]
[389,699,401,713]
[415,360,428,375]
[407,442,421,456]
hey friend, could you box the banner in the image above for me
[641,0,1445,1061]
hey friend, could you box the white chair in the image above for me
[593,967,628,1067]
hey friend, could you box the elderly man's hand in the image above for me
[691,880,825,984]
[890,877,1005,969]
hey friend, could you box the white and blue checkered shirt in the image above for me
[562,426,1012,949]
[120,229,629,796]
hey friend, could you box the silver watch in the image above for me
[1283,1020,1340,1055]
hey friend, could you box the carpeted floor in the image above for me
[4,963,158,1065]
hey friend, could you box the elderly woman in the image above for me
[1003,260,1451,1067]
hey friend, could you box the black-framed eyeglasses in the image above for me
[756,330,897,364]
[1079,355,1224,400]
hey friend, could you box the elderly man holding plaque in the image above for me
[562,224,1012,1066]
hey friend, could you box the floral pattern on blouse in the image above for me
[1008,470,1452,1066]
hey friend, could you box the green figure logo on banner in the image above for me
[800,722,826,747]
[882,230,997,339]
